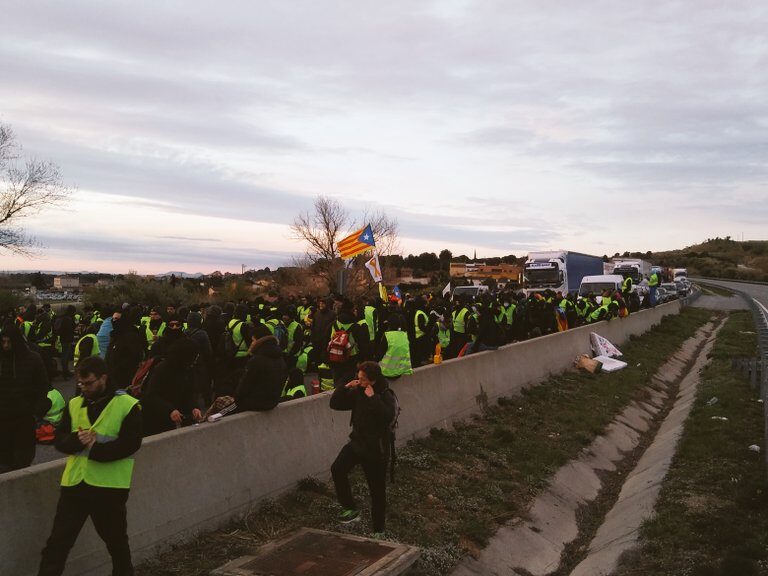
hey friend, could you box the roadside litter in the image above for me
[575,354,602,374]
[590,333,622,358]
[594,355,628,372]
[710,416,729,421]
[748,445,761,453]
[706,397,718,406]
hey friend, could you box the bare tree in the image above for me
[0,124,72,255]
[291,195,399,295]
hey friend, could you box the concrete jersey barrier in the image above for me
[0,300,684,576]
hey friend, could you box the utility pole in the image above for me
[241,264,246,275]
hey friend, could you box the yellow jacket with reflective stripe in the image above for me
[380,330,413,378]
[61,392,139,489]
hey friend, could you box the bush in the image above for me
[84,274,197,307]
[0,289,22,316]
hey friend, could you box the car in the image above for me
[660,283,679,301]
[673,280,689,297]
[655,287,668,303]
[451,285,490,300]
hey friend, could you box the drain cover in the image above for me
[212,528,419,576]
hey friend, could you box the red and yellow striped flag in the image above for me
[337,224,375,259]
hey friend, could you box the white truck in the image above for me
[611,259,652,284]
[524,251,604,295]
[673,268,688,280]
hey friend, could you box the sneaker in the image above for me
[338,508,360,523]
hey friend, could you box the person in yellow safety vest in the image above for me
[226,305,253,361]
[89,310,102,326]
[600,289,613,309]
[74,331,100,365]
[317,362,335,391]
[43,388,66,426]
[295,344,314,374]
[621,275,633,295]
[364,299,379,343]
[281,368,308,401]
[38,356,142,576]
[449,297,471,358]
[141,308,166,350]
[297,296,312,325]
[282,309,304,368]
[377,317,413,379]
[31,309,57,378]
[411,300,430,367]
[587,299,619,324]
[648,272,660,307]
[36,387,68,444]
[435,308,451,350]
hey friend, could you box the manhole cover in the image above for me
[212,528,420,576]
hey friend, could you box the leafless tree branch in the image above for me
[0,123,72,255]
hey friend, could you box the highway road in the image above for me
[694,278,768,316]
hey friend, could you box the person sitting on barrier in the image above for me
[38,356,141,576]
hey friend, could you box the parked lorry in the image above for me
[611,259,652,283]
[523,251,604,295]
[673,268,688,280]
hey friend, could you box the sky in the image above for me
[1,1,767,274]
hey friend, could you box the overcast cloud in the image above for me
[1,1,766,273]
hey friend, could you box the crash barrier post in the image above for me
[0,300,683,576]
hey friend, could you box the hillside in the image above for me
[650,238,768,282]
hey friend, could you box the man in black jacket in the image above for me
[0,321,50,473]
[235,323,287,411]
[330,361,396,534]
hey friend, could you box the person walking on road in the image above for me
[38,356,142,576]
[330,361,396,534]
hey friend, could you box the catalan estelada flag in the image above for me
[337,224,375,259]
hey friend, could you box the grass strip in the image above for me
[137,307,713,576]
[615,311,767,576]
[699,283,736,297]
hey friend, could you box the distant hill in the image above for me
[650,238,768,282]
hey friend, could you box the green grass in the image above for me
[699,283,736,297]
[136,308,714,576]
[615,311,767,576]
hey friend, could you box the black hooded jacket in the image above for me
[330,376,396,457]
[0,322,50,420]
[235,335,288,411]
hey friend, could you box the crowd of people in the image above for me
[0,282,652,575]
[0,282,646,471]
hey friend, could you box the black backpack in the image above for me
[222,321,244,358]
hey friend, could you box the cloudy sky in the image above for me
[1,1,766,274]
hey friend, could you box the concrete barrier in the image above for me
[0,301,682,576]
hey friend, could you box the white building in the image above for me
[53,276,80,290]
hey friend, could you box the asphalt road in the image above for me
[693,278,768,315]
